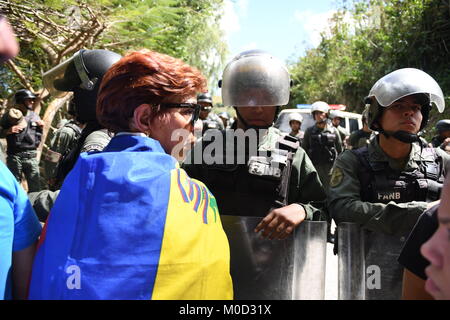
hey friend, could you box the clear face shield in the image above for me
[368,68,445,113]
[221,51,291,107]
[42,50,96,98]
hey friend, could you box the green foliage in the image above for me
[1,0,228,99]
[289,0,450,135]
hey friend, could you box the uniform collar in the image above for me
[369,136,430,170]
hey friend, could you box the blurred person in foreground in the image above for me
[0,15,41,300]
[399,173,450,300]
[28,49,232,300]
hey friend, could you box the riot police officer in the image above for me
[329,110,349,147]
[43,101,85,190]
[302,101,343,190]
[0,89,44,192]
[43,49,121,187]
[28,49,121,220]
[347,107,373,150]
[218,111,231,129]
[288,113,304,143]
[328,68,450,300]
[183,50,326,238]
[431,119,450,153]
[197,92,224,133]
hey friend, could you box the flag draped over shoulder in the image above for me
[28,135,233,300]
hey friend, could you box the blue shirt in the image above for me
[0,161,41,299]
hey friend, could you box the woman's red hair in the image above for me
[97,49,206,133]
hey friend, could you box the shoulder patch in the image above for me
[330,167,344,188]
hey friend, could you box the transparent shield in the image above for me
[221,215,327,300]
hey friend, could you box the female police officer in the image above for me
[328,68,450,300]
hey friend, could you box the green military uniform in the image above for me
[335,125,349,144]
[348,129,372,150]
[182,127,326,221]
[0,110,42,192]
[430,135,450,154]
[44,120,82,187]
[302,124,343,190]
[328,136,450,299]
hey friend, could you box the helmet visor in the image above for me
[368,68,445,113]
[221,54,290,107]
[42,56,75,98]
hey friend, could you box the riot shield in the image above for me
[337,222,405,300]
[221,216,327,300]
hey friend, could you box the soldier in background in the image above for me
[328,68,450,299]
[0,89,43,192]
[431,119,450,154]
[302,101,343,190]
[44,101,85,190]
[28,49,121,221]
[329,110,349,148]
[288,113,304,144]
[348,107,373,150]
[218,111,231,129]
[197,92,224,134]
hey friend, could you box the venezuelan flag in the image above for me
[28,135,233,300]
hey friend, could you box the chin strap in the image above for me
[379,128,421,144]
[234,106,280,130]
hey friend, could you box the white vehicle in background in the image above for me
[274,104,363,134]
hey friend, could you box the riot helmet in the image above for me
[365,68,444,143]
[220,50,291,107]
[436,120,450,134]
[219,50,291,129]
[218,111,230,120]
[197,93,213,106]
[329,110,344,120]
[311,101,330,115]
[43,49,121,122]
[15,89,36,106]
[289,113,303,124]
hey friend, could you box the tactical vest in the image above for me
[195,131,299,217]
[308,126,338,164]
[352,146,444,204]
[6,116,42,154]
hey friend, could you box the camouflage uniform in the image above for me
[302,123,343,190]
[328,137,450,299]
[44,120,82,187]
[183,127,326,220]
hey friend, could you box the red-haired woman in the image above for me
[28,50,233,300]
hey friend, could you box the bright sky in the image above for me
[221,0,341,64]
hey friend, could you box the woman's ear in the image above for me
[133,104,153,135]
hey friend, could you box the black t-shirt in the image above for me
[398,204,439,280]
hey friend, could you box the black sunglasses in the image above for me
[159,103,201,125]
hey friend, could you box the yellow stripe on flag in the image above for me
[151,169,233,300]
